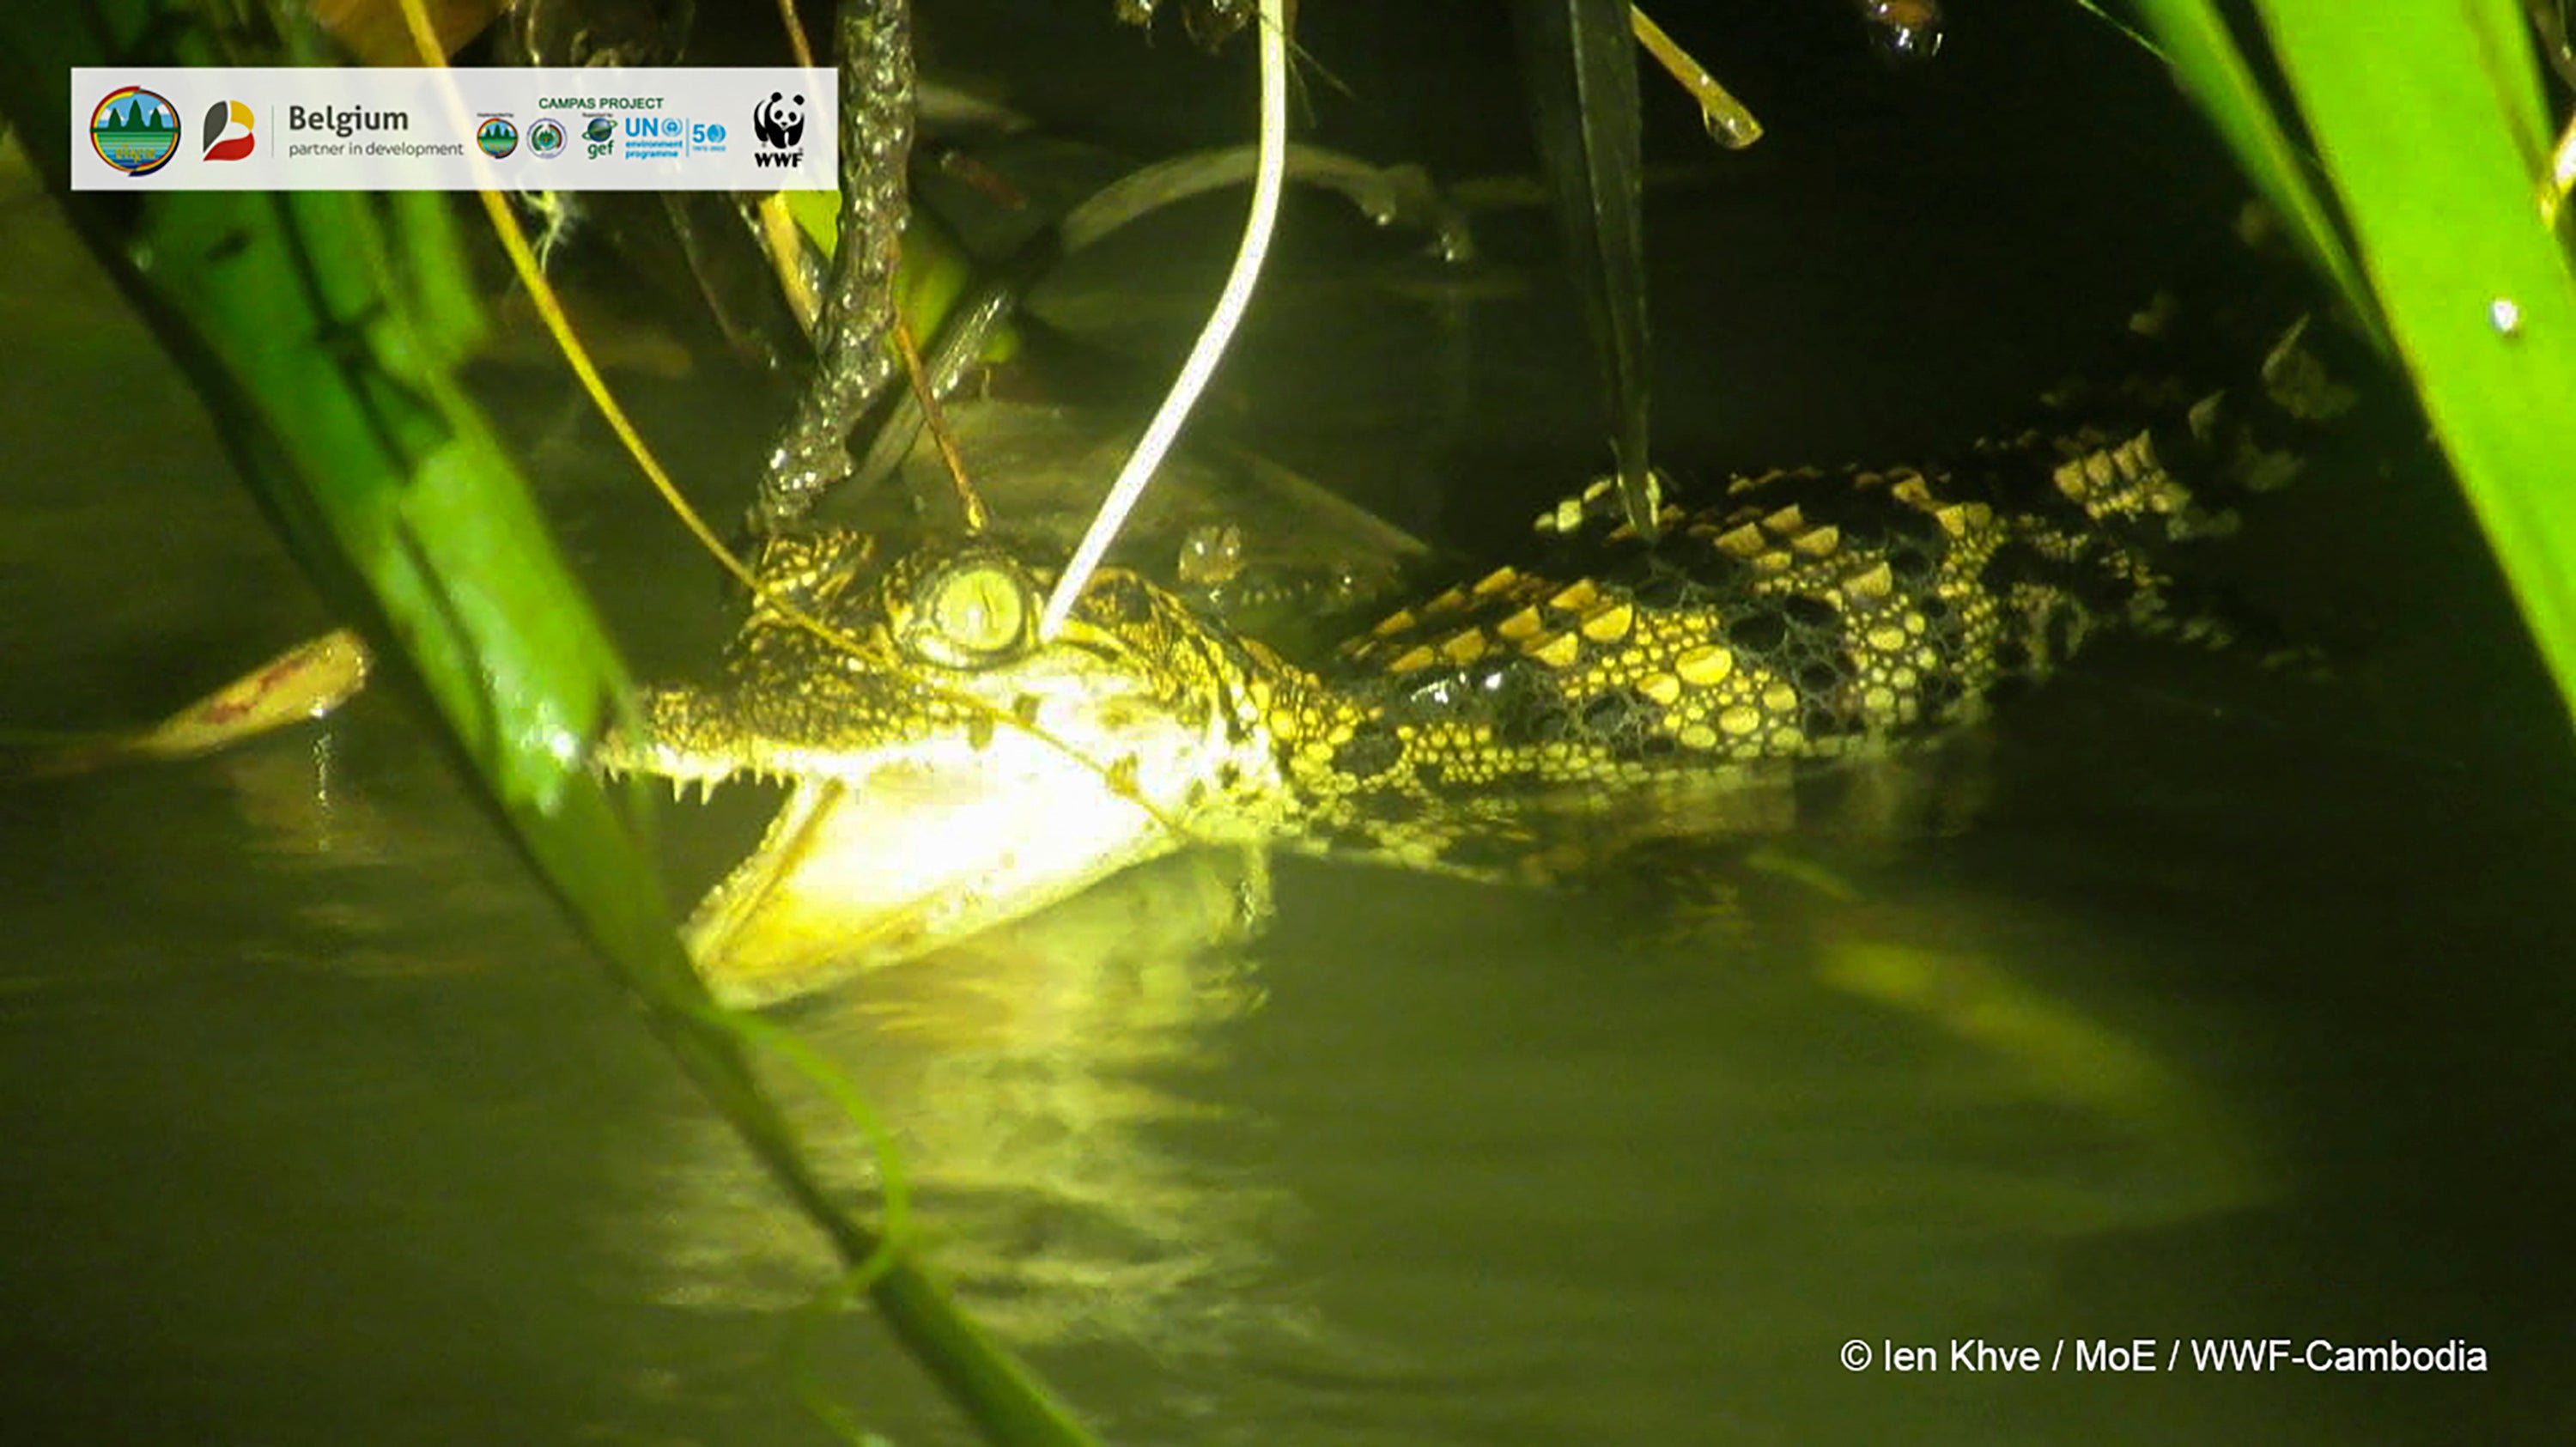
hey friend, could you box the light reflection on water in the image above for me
[9,509,2576,1444]
[12,36,2576,1439]
[0,717,2263,1444]
[625,849,1303,1353]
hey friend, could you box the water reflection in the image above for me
[9,527,2567,1444]
[12,29,2576,1433]
[625,849,1313,1355]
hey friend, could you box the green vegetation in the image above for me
[0,3,1097,1444]
[2124,0,2576,733]
[4,0,2570,1438]
[1511,0,1659,536]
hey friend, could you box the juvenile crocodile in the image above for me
[603,313,2354,1001]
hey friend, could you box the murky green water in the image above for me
[9,6,2576,1443]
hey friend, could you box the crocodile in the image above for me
[602,311,2356,1004]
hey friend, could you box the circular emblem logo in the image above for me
[89,86,182,177]
[477,116,518,159]
[583,116,613,144]
[529,118,566,158]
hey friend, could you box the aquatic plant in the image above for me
[2112,0,2576,731]
[0,2,1097,1443]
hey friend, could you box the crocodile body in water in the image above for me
[602,313,2355,1004]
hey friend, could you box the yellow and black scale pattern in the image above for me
[1242,316,2353,872]
[638,314,2353,882]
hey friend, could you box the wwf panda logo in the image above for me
[752,92,805,150]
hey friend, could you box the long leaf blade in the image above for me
[0,4,1101,1441]
[2248,0,2576,733]
[1511,0,1658,534]
[2127,0,2385,342]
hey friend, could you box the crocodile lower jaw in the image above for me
[599,700,1265,1006]
[678,763,1190,1007]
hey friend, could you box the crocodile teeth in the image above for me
[623,763,805,806]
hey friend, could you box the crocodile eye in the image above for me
[902,555,1036,669]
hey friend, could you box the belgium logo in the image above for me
[202,100,256,162]
[89,86,181,177]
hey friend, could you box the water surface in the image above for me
[7,9,2576,1443]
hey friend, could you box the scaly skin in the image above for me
[601,314,2351,998]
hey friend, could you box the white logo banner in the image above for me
[71,68,836,192]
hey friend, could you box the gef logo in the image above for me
[751,90,805,168]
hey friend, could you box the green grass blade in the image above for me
[2246,0,2576,733]
[2125,0,2384,340]
[2063,0,2169,62]
[0,3,1100,1441]
[1510,0,1659,535]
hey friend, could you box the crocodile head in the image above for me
[600,529,1290,1005]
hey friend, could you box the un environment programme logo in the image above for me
[201,100,255,161]
[751,90,805,168]
[529,117,566,159]
[620,114,686,161]
[477,114,518,159]
[583,114,614,159]
[89,86,181,176]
